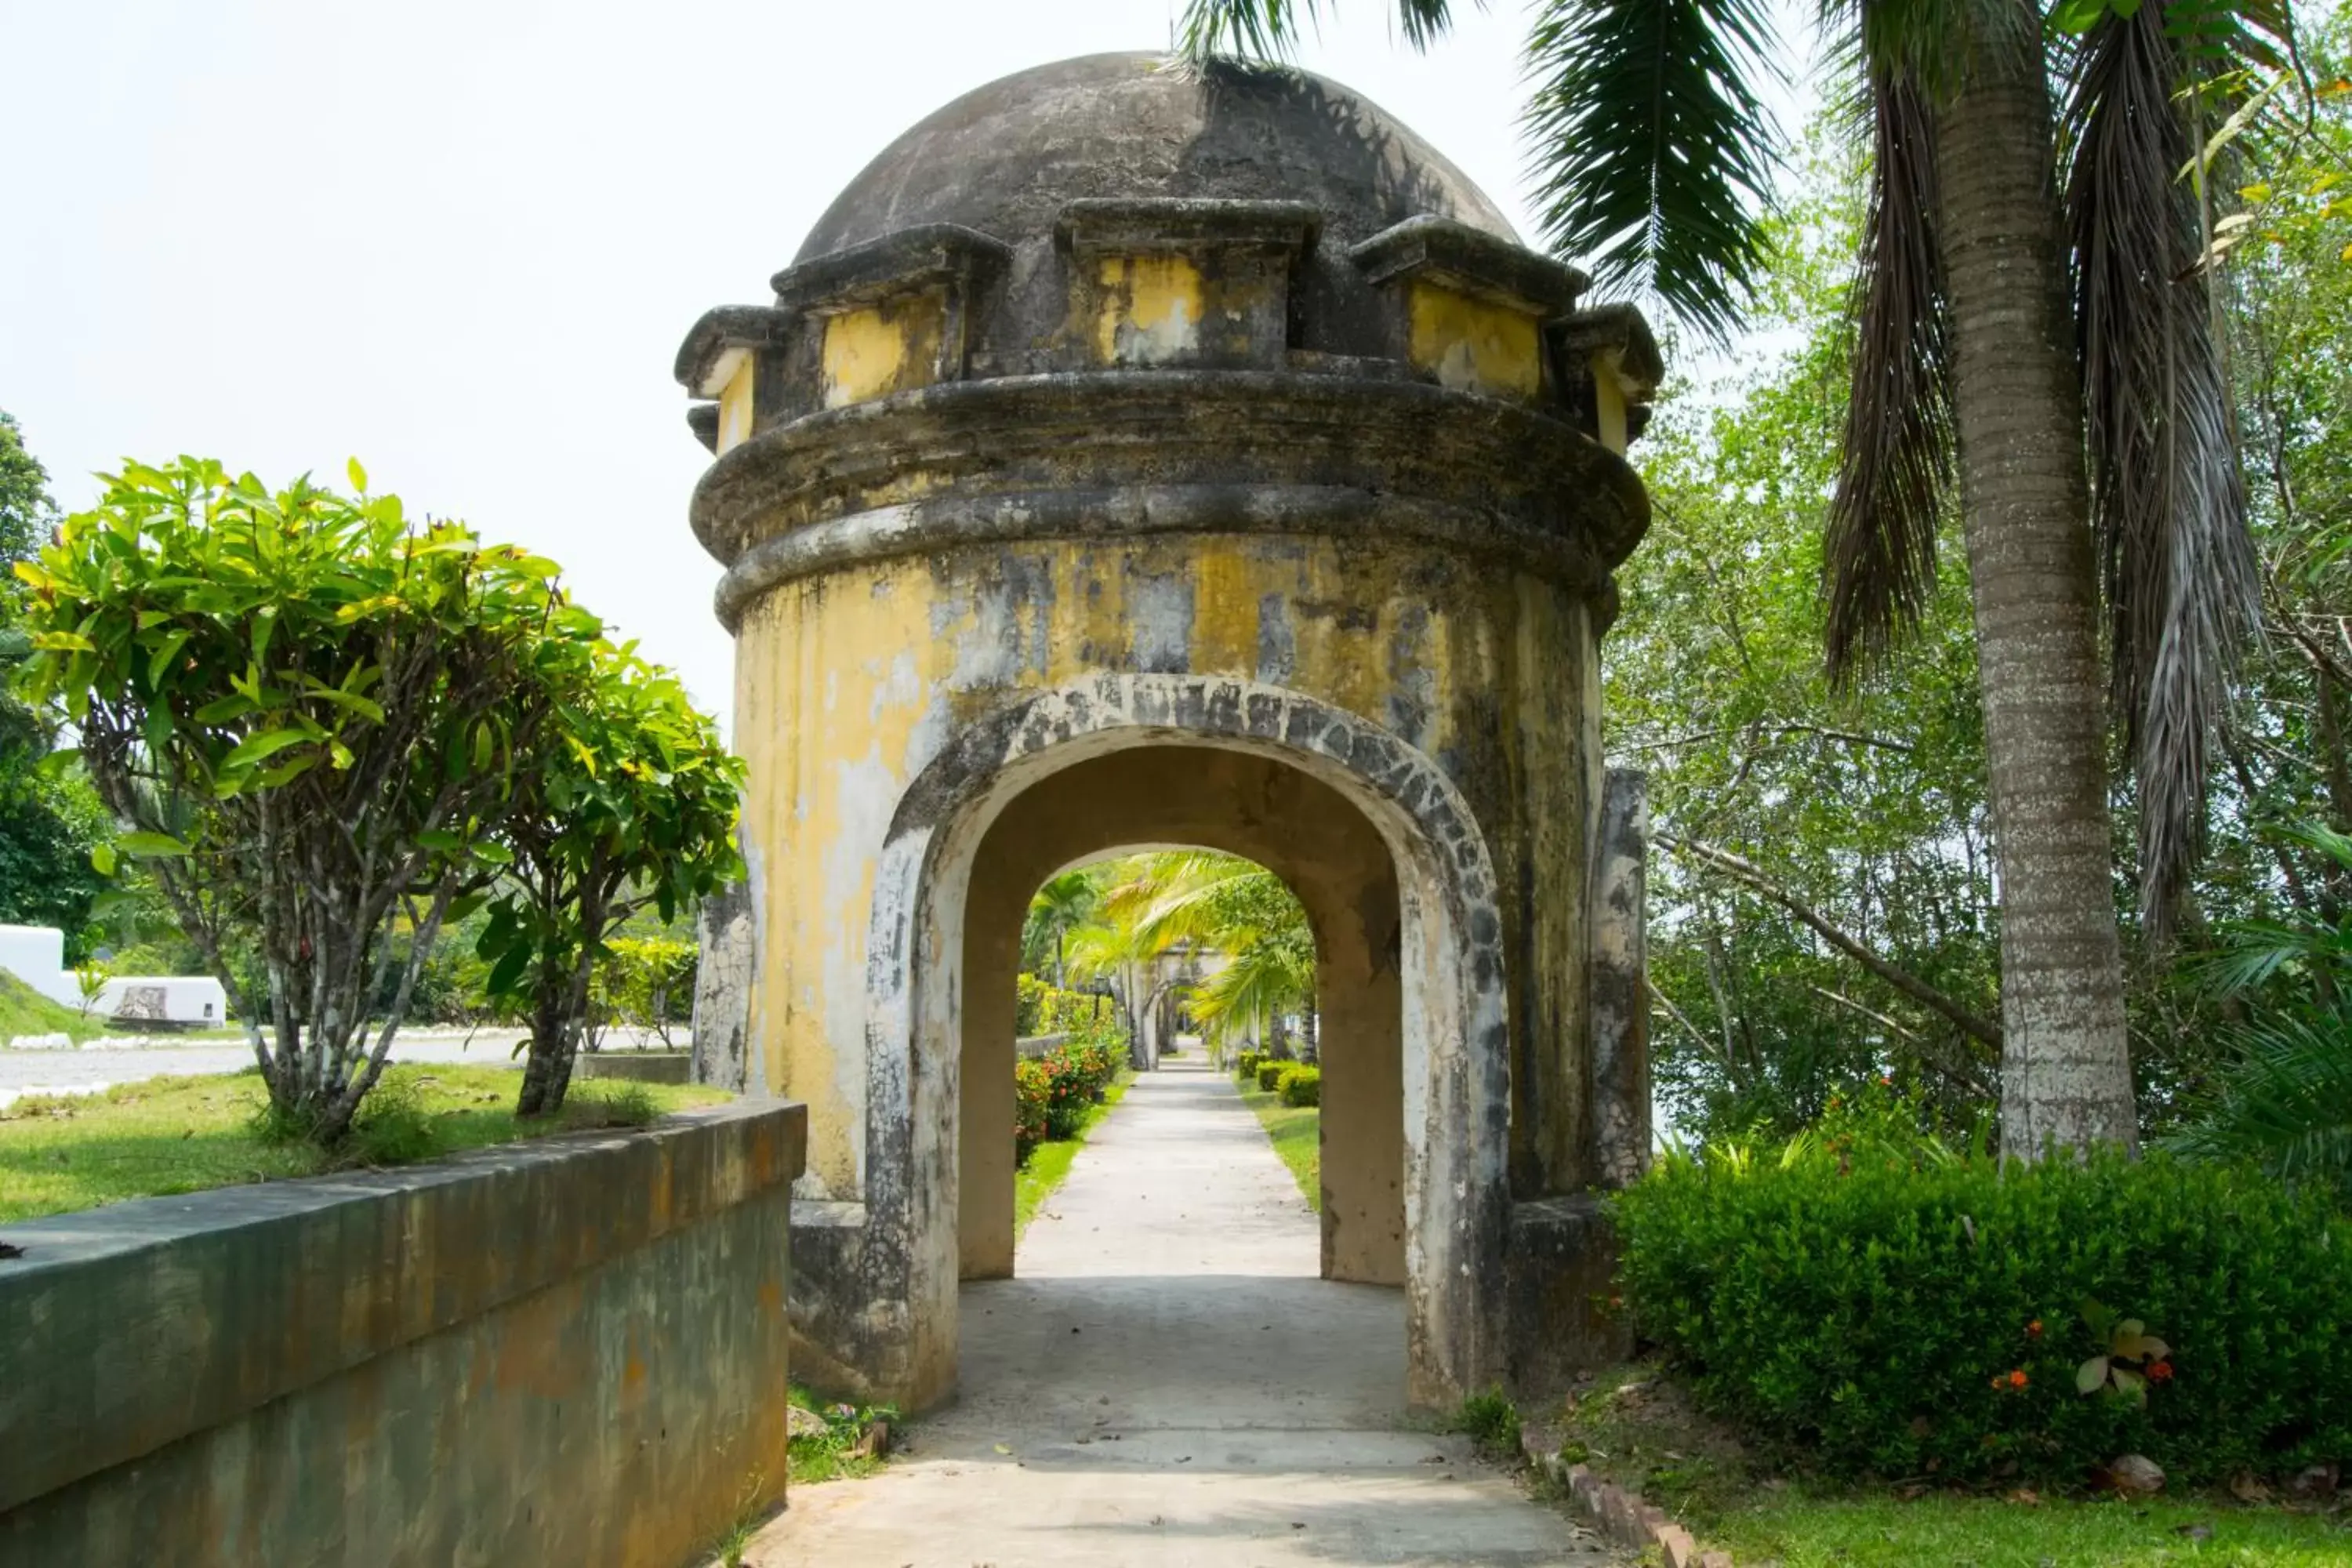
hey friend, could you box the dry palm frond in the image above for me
[1824,57,1952,685]
[2062,3,2259,933]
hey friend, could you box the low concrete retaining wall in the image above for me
[0,1099,806,1568]
[580,1048,695,1083]
[1014,1031,1070,1059]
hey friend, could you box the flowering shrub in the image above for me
[1013,1035,1124,1166]
[1614,1121,2352,1485]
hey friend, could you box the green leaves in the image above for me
[1523,0,1783,339]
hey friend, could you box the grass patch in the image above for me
[1545,1364,2352,1567]
[0,1063,729,1223]
[0,970,99,1044]
[786,1385,897,1486]
[1013,1068,1131,1237]
[1237,1076,1319,1210]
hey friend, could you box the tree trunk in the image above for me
[1936,2,2137,1156]
[517,973,579,1119]
[1299,1000,1319,1066]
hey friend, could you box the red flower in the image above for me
[2009,1370,2029,1389]
[2027,1319,2044,1338]
[2148,1360,2173,1383]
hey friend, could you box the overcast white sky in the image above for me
[1,0,1817,728]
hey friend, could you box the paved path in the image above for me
[0,1032,542,1108]
[751,1060,1617,1566]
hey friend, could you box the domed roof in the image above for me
[795,52,1516,263]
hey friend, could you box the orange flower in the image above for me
[2027,1319,2044,1338]
[1990,1374,2005,1390]
[2148,1359,2173,1383]
[2009,1370,2029,1389]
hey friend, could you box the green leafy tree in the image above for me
[0,412,109,946]
[474,641,742,1117]
[15,457,596,1142]
[1182,0,2293,1154]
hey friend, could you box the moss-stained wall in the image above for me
[731,533,1599,1205]
[0,1104,806,1568]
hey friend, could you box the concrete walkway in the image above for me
[750,1060,1617,1566]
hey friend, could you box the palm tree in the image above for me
[1022,868,1102,985]
[1106,851,1321,1058]
[1181,0,2283,1155]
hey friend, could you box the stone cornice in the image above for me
[768,223,1011,315]
[690,370,1647,626]
[1350,216,1588,316]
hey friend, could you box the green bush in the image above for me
[1277,1065,1321,1107]
[1016,974,1109,1038]
[1236,1051,1261,1081]
[1014,1036,1123,1166]
[1614,1136,2352,1486]
[1256,1060,1287,1092]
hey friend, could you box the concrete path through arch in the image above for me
[748,1058,1621,1566]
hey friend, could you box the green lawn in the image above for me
[1012,1069,1133,1237]
[0,971,100,1044]
[0,1063,731,1223]
[1237,1075,1319,1210]
[1547,1364,2350,1568]
[1704,1491,2351,1566]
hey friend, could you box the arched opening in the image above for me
[957,749,1409,1303]
[860,674,1512,1410]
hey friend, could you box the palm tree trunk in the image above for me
[1936,0,2136,1156]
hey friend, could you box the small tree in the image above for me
[14,458,594,1142]
[593,935,699,1048]
[476,641,740,1117]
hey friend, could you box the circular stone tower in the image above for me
[677,52,1658,1412]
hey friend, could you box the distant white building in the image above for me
[0,923,230,1029]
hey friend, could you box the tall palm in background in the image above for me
[1181,0,2287,1155]
[1036,852,1319,1062]
[1022,869,1102,985]
[1104,851,1320,1058]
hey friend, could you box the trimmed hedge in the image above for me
[1255,1060,1287,1093]
[1236,1051,1261,1081]
[1614,1142,2352,1486]
[1277,1065,1320,1107]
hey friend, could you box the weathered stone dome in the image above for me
[676,49,1661,627]
[797,52,1517,261]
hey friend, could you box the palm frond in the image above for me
[1189,930,1316,1036]
[1177,0,1458,61]
[2061,2,2259,933]
[2162,1005,2352,1198]
[1522,0,1783,339]
[1824,58,1952,684]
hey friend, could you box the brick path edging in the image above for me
[1522,1432,1736,1568]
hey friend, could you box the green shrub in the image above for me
[1614,1140,2352,1486]
[1452,1388,1523,1461]
[1016,974,1111,1038]
[1014,1036,1123,1165]
[1277,1065,1321,1107]
[1236,1051,1261,1080]
[1256,1060,1287,1092]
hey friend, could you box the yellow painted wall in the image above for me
[715,354,757,455]
[731,534,1594,1200]
[821,291,949,408]
[1406,281,1542,400]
